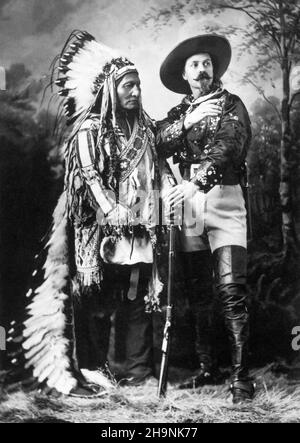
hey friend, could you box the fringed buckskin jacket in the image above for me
[9,112,174,395]
[64,112,174,312]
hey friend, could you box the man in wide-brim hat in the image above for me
[157,34,255,403]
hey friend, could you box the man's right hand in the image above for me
[184,98,222,130]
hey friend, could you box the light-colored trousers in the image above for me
[179,184,247,253]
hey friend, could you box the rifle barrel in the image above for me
[157,225,175,398]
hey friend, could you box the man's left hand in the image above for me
[163,181,200,209]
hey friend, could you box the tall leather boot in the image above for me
[213,245,255,403]
[179,250,218,388]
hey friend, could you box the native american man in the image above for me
[8,32,174,396]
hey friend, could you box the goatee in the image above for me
[198,81,213,96]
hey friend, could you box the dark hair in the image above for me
[182,56,223,94]
[91,87,108,114]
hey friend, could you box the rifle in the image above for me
[157,224,176,398]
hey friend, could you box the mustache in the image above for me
[195,72,212,81]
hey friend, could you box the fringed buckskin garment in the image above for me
[7,31,174,396]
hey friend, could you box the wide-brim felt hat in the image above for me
[160,34,231,94]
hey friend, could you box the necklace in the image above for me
[116,116,139,153]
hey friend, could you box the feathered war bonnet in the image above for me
[54,31,138,131]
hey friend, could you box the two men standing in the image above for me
[17,32,254,403]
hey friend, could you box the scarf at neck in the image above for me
[184,87,224,107]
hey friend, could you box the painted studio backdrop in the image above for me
[0,0,300,372]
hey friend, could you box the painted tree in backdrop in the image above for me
[140,0,300,256]
[0,65,61,369]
